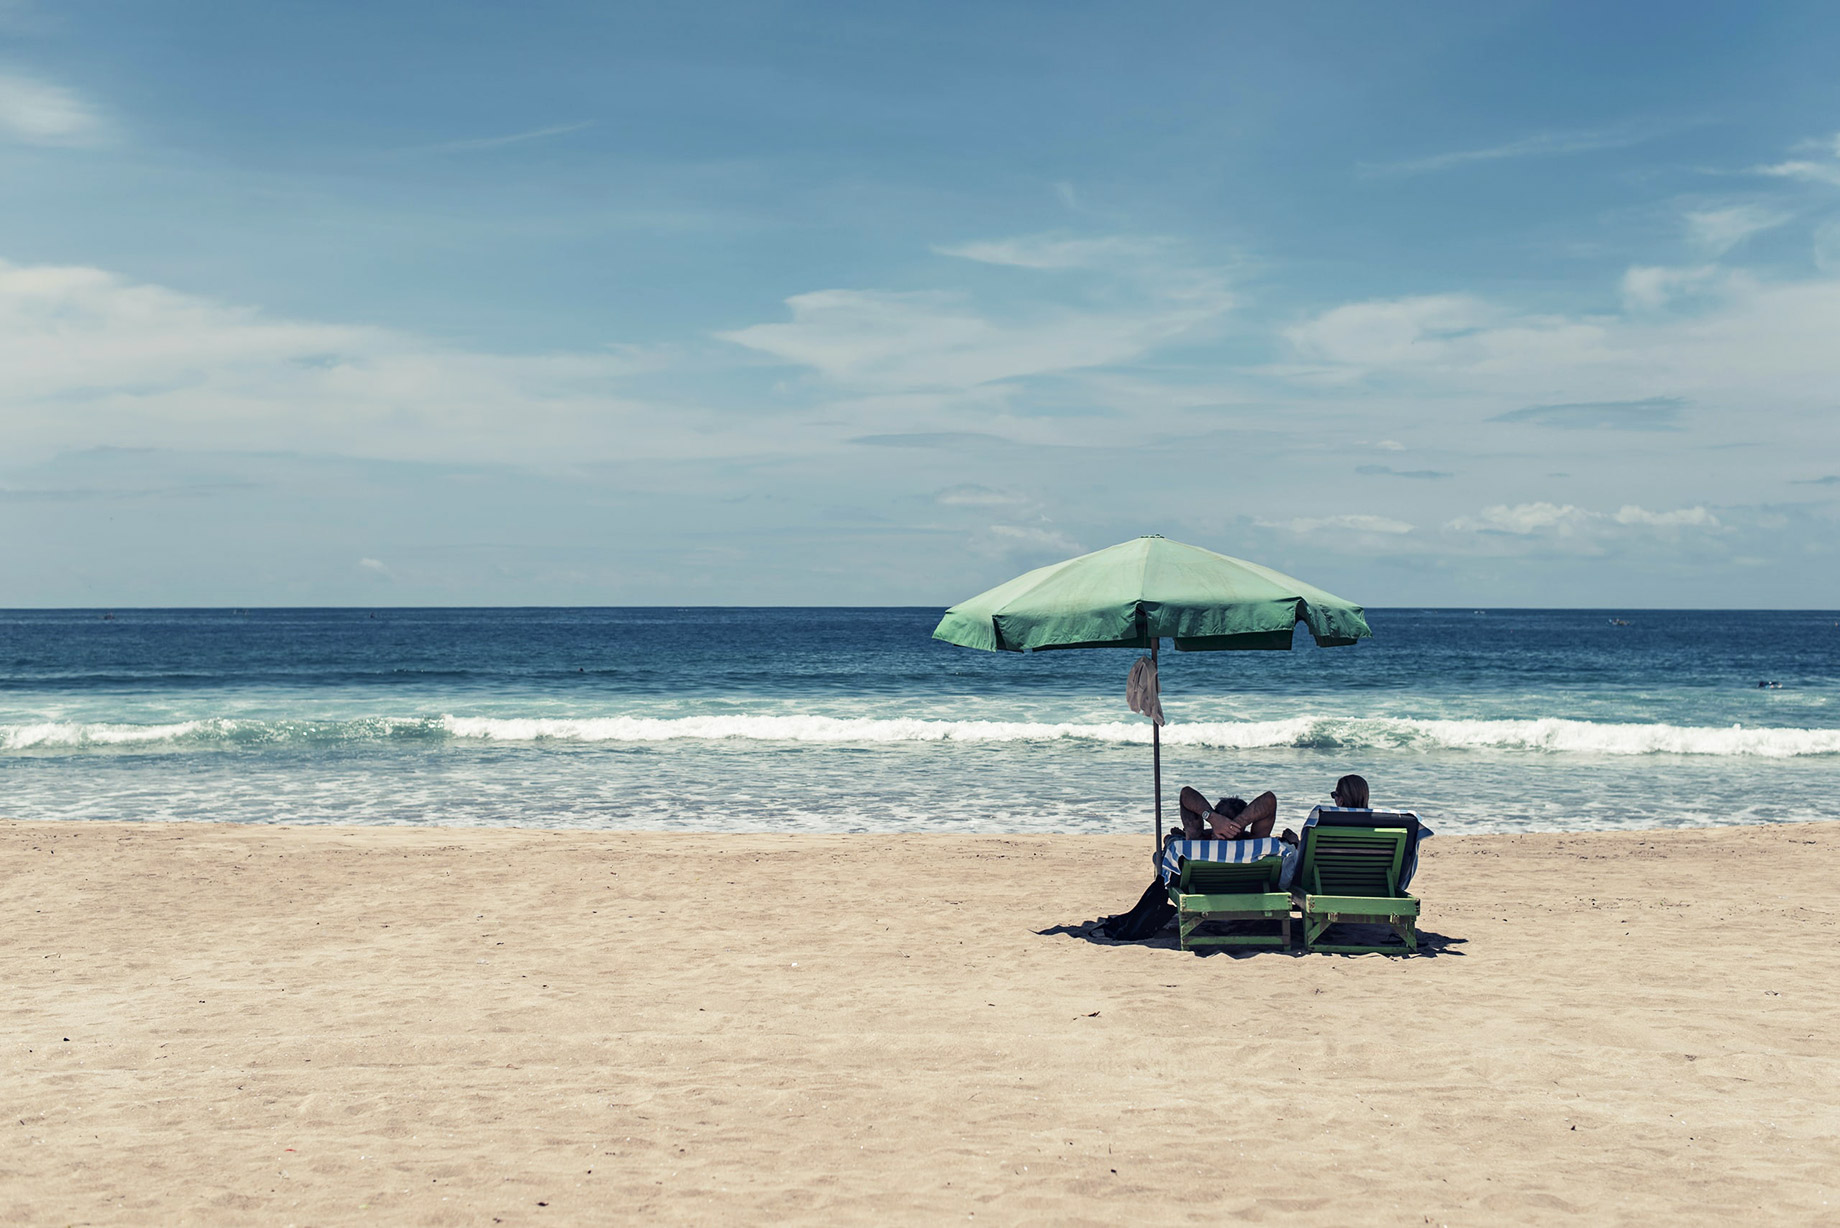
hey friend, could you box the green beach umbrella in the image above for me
[933,535,1372,854]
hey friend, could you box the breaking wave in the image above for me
[4,713,1839,757]
[0,716,443,751]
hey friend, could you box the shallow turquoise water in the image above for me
[3,607,1835,834]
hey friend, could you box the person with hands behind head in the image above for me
[1167,784,1279,848]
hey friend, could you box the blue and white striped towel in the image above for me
[1160,837,1294,886]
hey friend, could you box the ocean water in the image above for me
[2,608,1836,837]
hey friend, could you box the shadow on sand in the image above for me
[1038,918,1469,958]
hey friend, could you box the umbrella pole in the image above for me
[1151,638,1162,856]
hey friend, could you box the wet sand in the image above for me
[3,819,1837,1224]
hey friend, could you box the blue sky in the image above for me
[3,0,1839,606]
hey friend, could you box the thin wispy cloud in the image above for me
[1684,205,1792,255]
[935,483,1026,506]
[1355,464,1452,479]
[1750,160,1840,187]
[1490,397,1686,432]
[1364,123,1662,176]
[849,432,1011,450]
[986,523,1082,555]
[1817,219,1840,272]
[1258,514,1414,536]
[720,237,1233,393]
[1621,264,1725,311]
[935,234,1167,270]
[1750,132,1840,186]
[411,121,593,154]
[0,70,106,146]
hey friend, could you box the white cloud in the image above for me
[0,71,104,146]
[1684,205,1791,256]
[1752,159,1840,187]
[1749,132,1840,186]
[412,121,593,154]
[1490,396,1683,431]
[721,232,1233,395]
[1284,294,1602,378]
[1258,514,1414,536]
[1282,270,1840,418]
[1613,504,1719,528]
[936,483,1025,506]
[721,262,1230,392]
[1366,125,1661,176]
[984,523,1084,556]
[726,290,1019,388]
[1448,502,1594,535]
[1621,263,1725,311]
[1285,133,1840,419]
[1448,502,1718,536]
[935,235,1166,270]
[0,258,691,463]
[1817,219,1840,273]
[357,557,391,575]
[1284,294,1489,367]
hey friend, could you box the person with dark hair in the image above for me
[1166,784,1279,848]
[1331,774,1369,809]
[1114,783,1283,942]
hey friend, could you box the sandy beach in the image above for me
[4,819,1837,1225]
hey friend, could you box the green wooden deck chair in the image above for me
[1293,825,1419,953]
[1165,855,1292,950]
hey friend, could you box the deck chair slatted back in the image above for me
[1182,857,1283,894]
[1308,830,1406,897]
[1169,854,1290,951]
[1295,825,1418,954]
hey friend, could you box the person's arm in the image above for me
[1209,791,1278,838]
[1241,791,1278,838]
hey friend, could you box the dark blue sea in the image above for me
[2,608,1835,834]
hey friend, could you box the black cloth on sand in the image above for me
[1099,878,1175,940]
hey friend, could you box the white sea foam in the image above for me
[5,713,1838,757]
[1,720,212,749]
[0,715,434,751]
[436,713,1840,757]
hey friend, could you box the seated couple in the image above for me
[1166,774,1370,848]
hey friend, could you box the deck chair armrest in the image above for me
[1295,892,1419,915]
[1178,891,1291,911]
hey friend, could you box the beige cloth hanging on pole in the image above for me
[1127,654,1164,726]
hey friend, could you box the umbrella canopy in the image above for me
[933,535,1371,857]
[933,535,1371,654]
